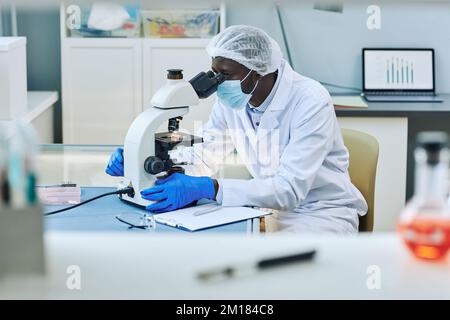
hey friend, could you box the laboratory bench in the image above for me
[36,91,450,234]
[26,91,58,144]
[36,144,258,234]
[0,91,58,143]
[334,94,450,232]
[1,232,448,299]
[0,91,58,144]
[335,94,450,117]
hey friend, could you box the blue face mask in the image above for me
[217,70,259,110]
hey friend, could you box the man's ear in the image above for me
[252,71,263,82]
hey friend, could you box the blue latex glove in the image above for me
[105,147,124,176]
[141,173,216,213]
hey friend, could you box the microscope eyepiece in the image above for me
[189,70,225,99]
[212,71,225,85]
[167,69,184,80]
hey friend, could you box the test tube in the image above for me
[7,123,27,208]
[22,122,39,205]
[0,124,10,206]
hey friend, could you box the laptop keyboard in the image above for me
[365,91,436,96]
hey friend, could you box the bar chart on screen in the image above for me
[365,50,434,90]
[385,57,414,85]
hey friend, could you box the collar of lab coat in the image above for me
[237,59,293,138]
[264,59,293,112]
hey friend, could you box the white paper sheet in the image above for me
[153,203,270,231]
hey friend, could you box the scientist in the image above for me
[106,25,367,233]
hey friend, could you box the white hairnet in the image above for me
[206,25,283,76]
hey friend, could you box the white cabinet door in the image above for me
[62,38,142,144]
[142,39,215,135]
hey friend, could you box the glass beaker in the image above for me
[397,132,450,260]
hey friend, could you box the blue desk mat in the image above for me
[43,187,250,233]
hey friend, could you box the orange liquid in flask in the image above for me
[398,217,450,260]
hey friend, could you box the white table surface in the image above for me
[1,232,449,299]
[24,91,58,123]
[0,91,57,128]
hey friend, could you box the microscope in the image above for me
[118,69,224,207]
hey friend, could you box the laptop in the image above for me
[362,48,442,102]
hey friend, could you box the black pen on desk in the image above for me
[40,182,77,188]
[197,249,316,281]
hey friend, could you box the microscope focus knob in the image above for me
[144,156,165,175]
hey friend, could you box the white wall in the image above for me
[226,0,450,93]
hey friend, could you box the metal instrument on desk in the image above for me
[117,69,225,208]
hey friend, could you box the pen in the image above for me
[39,182,78,188]
[197,249,316,281]
[193,205,221,216]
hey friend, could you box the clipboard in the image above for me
[153,203,271,231]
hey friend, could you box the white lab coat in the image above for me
[181,59,368,234]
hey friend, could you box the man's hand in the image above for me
[141,173,216,213]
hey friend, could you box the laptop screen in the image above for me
[363,49,434,91]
